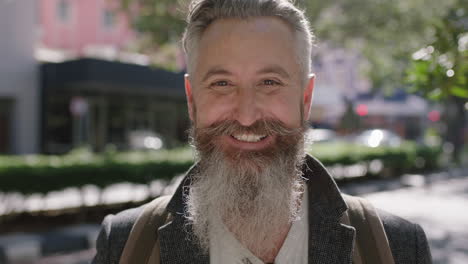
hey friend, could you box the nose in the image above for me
[234,87,261,126]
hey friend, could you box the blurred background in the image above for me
[0,0,467,263]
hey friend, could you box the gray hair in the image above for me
[182,0,314,81]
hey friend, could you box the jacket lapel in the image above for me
[158,165,209,264]
[304,155,356,264]
[307,216,355,264]
[158,216,208,264]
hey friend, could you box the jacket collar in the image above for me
[302,155,348,220]
[302,155,355,264]
[165,163,197,216]
[159,154,355,264]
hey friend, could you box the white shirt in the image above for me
[209,189,309,264]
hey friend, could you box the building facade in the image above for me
[38,0,136,55]
[41,58,189,154]
[310,45,372,127]
[0,0,39,154]
[36,0,190,154]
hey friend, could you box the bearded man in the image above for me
[93,0,432,263]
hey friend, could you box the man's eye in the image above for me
[211,81,229,87]
[263,79,280,86]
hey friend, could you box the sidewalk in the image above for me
[362,176,468,264]
[1,168,466,263]
[341,168,468,264]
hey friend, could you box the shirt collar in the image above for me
[209,188,310,264]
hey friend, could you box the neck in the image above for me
[227,190,305,263]
[253,222,292,263]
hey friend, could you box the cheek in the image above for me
[194,94,235,127]
[267,93,303,126]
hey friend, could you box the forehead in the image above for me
[193,17,300,80]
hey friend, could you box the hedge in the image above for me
[307,142,441,171]
[0,143,441,194]
[0,148,194,194]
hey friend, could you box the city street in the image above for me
[364,178,468,264]
[342,169,468,264]
[1,169,467,264]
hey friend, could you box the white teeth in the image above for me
[232,133,266,142]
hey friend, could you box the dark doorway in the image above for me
[0,99,13,154]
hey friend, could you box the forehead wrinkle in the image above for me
[256,64,291,79]
[201,64,292,83]
[201,66,234,83]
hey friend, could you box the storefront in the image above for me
[0,99,12,153]
[41,58,189,153]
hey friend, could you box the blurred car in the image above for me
[127,130,164,150]
[354,129,402,148]
[305,128,338,143]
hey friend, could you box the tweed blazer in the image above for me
[92,155,432,264]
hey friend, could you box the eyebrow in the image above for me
[201,64,291,83]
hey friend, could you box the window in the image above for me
[102,9,116,30]
[0,99,13,154]
[57,0,70,22]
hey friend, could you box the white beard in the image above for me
[184,137,306,256]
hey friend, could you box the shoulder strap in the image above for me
[119,195,172,264]
[341,194,395,264]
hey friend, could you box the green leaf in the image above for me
[450,86,468,98]
[428,88,443,100]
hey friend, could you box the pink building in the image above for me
[38,0,136,55]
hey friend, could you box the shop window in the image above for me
[57,0,71,22]
[44,96,73,154]
[0,100,12,154]
[102,9,116,30]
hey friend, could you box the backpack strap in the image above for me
[119,195,172,264]
[341,194,395,264]
[119,193,395,264]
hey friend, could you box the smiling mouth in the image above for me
[230,133,268,143]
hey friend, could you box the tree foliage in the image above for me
[405,0,467,162]
[300,0,455,93]
[120,0,187,45]
[119,0,188,70]
[406,0,468,100]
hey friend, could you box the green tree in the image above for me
[338,98,362,133]
[300,0,454,93]
[121,0,186,45]
[120,0,187,70]
[406,1,468,162]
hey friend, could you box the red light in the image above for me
[428,110,440,122]
[356,104,368,116]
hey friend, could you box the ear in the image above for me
[184,74,194,121]
[302,74,315,121]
